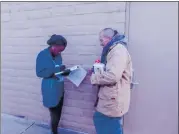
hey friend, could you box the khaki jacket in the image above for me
[91,43,132,117]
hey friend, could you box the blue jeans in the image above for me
[93,111,123,134]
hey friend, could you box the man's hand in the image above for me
[88,59,101,75]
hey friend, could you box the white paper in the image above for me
[93,63,105,74]
[69,65,80,71]
[66,65,87,87]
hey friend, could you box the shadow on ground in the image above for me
[1,113,87,134]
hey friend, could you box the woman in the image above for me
[36,34,70,134]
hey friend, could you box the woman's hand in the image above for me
[61,69,71,76]
[59,65,66,71]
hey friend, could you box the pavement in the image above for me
[1,113,87,134]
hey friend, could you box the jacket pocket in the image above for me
[99,84,118,100]
[98,97,117,109]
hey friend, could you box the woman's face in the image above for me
[51,45,65,56]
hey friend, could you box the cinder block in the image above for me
[62,54,97,66]
[1,68,36,78]
[10,12,28,21]
[10,2,52,12]
[64,90,96,102]
[62,113,93,125]
[2,61,35,70]
[83,75,92,84]
[64,82,74,90]
[1,76,40,88]
[82,110,95,118]
[10,12,125,29]
[27,10,52,20]
[2,45,41,54]
[1,37,47,46]
[50,6,75,16]
[74,2,126,14]
[74,83,97,94]
[2,54,36,63]
[1,13,11,22]
[62,106,84,116]
[5,28,44,38]
[63,99,94,109]
[1,21,31,30]
[1,82,41,95]
[50,12,126,26]
[1,3,11,13]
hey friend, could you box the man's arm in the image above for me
[91,46,127,86]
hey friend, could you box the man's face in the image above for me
[51,45,65,56]
[99,33,111,47]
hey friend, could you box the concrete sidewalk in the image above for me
[1,113,87,134]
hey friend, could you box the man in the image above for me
[36,34,71,134]
[91,28,133,134]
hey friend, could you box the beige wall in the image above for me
[1,2,127,134]
[1,2,178,134]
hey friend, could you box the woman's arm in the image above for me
[36,52,60,78]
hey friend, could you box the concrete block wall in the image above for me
[1,2,127,134]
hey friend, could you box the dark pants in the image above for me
[49,96,64,134]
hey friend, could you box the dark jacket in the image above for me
[36,48,64,108]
